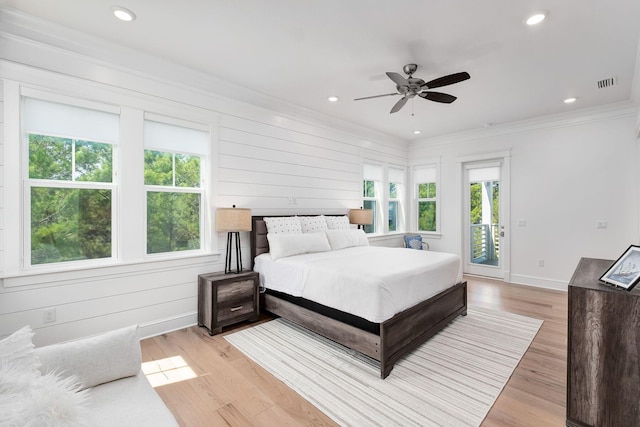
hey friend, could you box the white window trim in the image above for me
[20,92,120,272]
[3,80,219,280]
[362,161,383,235]
[143,164,206,259]
[413,162,441,236]
[362,162,406,235]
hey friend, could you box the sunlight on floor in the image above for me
[142,355,197,387]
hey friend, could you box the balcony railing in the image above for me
[471,223,500,266]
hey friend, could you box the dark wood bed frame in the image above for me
[250,215,467,379]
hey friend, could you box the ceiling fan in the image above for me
[354,64,470,114]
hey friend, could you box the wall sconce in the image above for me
[349,208,372,230]
[216,205,252,274]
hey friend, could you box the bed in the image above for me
[250,215,467,379]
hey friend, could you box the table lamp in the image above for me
[216,205,252,274]
[349,208,373,230]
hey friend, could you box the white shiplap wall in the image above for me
[218,115,361,213]
[0,17,408,345]
[214,114,409,264]
[0,82,3,275]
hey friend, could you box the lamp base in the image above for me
[225,231,243,274]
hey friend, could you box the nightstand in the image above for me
[197,270,260,335]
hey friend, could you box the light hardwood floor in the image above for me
[141,276,568,426]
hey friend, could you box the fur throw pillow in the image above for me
[0,326,88,427]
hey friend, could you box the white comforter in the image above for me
[254,246,462,323]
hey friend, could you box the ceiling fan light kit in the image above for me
[354,64,470,114]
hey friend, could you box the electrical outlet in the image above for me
[537,259,545,267]
[43,308,56,324]
[596,221,608,229]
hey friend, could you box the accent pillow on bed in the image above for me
[299,216,328,233]
[267,232,331,260]
[324,215,351,230]
[264,216,302,234]
[325,229,369,250]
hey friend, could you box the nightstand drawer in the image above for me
[197,271,259,335]
[217,279,255,303]
[217,299,255,324]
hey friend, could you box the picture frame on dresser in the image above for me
[599,244,640,290]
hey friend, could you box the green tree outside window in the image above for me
[144,149,202,254]
[29,134,113,265]
[418,182,436,232]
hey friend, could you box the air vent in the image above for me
[597,77,617,89]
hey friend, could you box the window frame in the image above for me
[414,164,440,235]
[142,115,210,259]
[4,83,217,280]
[362,180,378,234]
[362,162,406,235]
[21,96,119,271]
[143,147,205,257]
[362,162,383,234]
[387,166,405,233]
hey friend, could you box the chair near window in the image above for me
[403,234,429,251]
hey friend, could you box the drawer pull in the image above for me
[230,306,243,312]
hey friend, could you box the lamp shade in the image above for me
[216,206,252,232]
[349,208,372,225]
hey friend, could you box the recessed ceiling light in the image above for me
[413,130,421,135]
[328,96,339,102]
[525,12,547,26]
[564,97,577,104]
[112,6,136,22]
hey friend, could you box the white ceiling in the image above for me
[2,0,640,140]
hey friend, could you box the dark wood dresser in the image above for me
[198,270,259,335]
[567,257,640,427]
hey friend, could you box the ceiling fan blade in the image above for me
[390,96,408,113]
[386,72,409,87]
[354,93,399,101]
[422,72,470,89]
[419,91,457,103]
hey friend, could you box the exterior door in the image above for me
[463,160,508,279]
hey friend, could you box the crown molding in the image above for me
[411,101,639,150]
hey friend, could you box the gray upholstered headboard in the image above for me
[249,214,346,268]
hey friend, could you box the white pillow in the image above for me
[300,216,328,233]
[325,229,369,251]
[325,215,351,230]
[35,324,141,390]
[264,216,302,234]
[267,232,331,260]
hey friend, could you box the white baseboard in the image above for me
[138,311,198,340]
[509,274,568,291]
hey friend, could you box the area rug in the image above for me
[225,306,542,427]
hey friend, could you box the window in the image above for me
[144,119,208,255]
[362,163,382,234]
[415,165,438,233]
[388,167,404,232]
[8,86,216,278]
[24,97,118,266]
